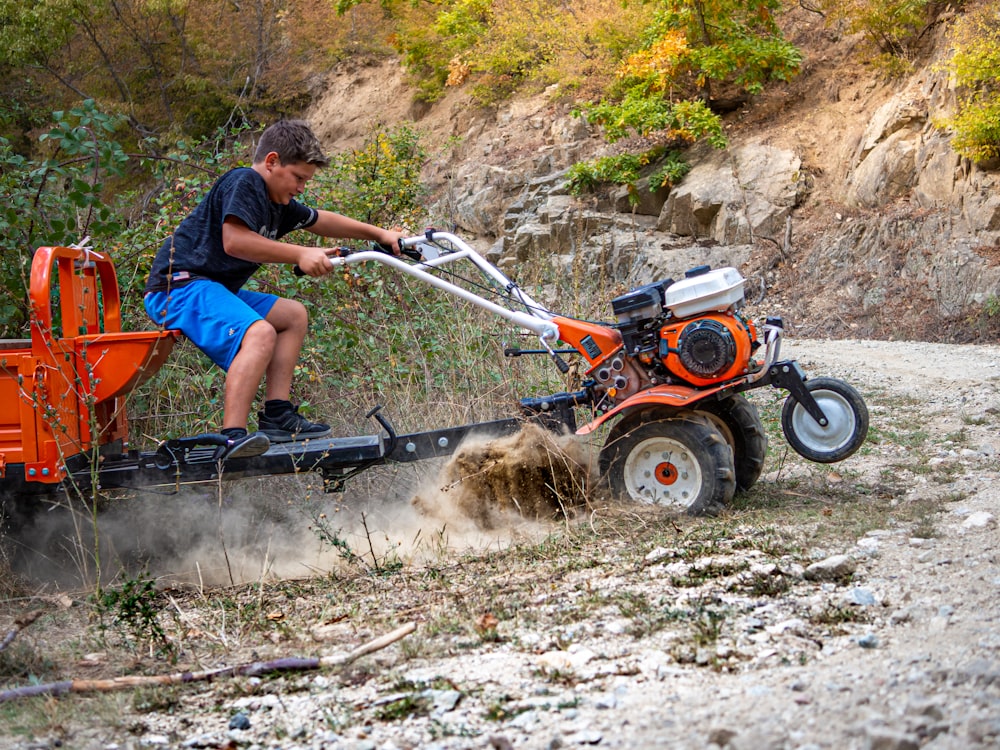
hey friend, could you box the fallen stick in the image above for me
[0,620,416,704]
[0,610,45,654]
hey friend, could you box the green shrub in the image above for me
[306,123,428,229]
[567,148,691,198]
[93,572,175,660]
[568,0,799,196]
[819,0,935,74]
[583,94,727,147]
[938,4,1000,163]
[0,101,129,337]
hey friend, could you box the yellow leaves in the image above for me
[446,55,471,87]
[947,4,1000,87]
[939,3,1000,163]
[619,30,689,88]
[666,128,697,145]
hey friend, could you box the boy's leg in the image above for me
[260,297,309,402]
[221,294,307,430]
[222,319,276,431]
[145,282,275,430]
[145,281,274,457]
[255,297,332,442]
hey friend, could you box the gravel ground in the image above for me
[2,338,1000,750]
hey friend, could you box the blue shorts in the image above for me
[145,280,278,370]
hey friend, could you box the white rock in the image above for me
[961,511,994,529]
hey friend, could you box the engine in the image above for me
[660,313,757,386]
[609,266,758,388]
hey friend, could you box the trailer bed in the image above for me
[1,418,525,502]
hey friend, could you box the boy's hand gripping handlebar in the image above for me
[292,240,420,276]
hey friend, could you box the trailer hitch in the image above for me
[318,405,397,493]
[519,389,593,432]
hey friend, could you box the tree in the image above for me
[939,3,1000,163]
[637,0,802,103]
[569,0,801,196]
[0,0,324,146]
[0,0,76,69]
[0,102,129,337]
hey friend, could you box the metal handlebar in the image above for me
[290,231,558,341]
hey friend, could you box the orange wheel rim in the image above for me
[654,462,678,485]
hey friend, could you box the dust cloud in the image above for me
[1,426,598,592]
[3,484,339,590]
[412,423,596,531]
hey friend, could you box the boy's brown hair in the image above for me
[253,119,330,168]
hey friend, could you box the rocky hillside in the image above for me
[306,5,999,343]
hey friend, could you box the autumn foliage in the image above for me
[939,2,1000,163]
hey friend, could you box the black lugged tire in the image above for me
[781,377,869,463]
[694,395,768,492]
[600,414,736,516]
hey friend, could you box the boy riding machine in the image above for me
[0,232,867,516]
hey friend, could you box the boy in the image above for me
[145,119,405,458]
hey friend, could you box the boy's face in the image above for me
[259,152,317,205]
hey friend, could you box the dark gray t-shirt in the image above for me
[145,167,318,293]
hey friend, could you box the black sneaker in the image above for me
[258,404,332,443]
[221,429,271,459]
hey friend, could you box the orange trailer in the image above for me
[0,246,177,488]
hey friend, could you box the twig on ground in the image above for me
[0,610,45,654]
[360,511,381,574]
[0,621,416,704]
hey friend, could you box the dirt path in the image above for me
[605,341,1000,749]
[785,338,1000,399]
[403,338,1000,750]
[2,338,1000,750]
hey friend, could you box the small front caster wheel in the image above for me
[781,377,868,463]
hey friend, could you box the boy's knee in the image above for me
[290,299,309,326]
[243,319,278,352]
[269,298,309,332]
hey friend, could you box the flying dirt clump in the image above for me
[412,424,597,530]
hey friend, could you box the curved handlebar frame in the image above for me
[328,231,559,341]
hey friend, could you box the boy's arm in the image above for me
[222,217,333,276]
[309,210,405,253]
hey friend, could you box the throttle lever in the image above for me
[293,246,351,276]
[376,240,423,262]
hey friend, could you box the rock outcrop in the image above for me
[312,23,1000,339]
[417,52,999,338]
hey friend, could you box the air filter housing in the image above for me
[663,267,745,319]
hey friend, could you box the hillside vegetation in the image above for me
[2,1,995,158]
[3,6,1000,747]
[1,0,998,440]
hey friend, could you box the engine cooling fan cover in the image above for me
[660,313,755,387]
[677,319,736,377]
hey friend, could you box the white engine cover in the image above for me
[664,267,746,318]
